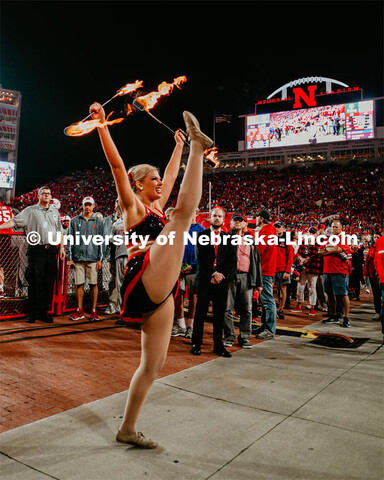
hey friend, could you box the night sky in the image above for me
[1,1,383,195]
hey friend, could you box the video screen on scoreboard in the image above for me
[246,100,374,149]
[0,161,15,189]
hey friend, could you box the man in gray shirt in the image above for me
[0,185,65,323]
[66,196,104,321]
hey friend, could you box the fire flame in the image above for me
[134,76,187,111]
[115,80,143,97]
[125,104,135,116]
[65,76,186,137]
[204,147,220,168]
[65,112,125,137]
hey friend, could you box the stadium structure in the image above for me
[198,77,383,171]
[4,77,384,232]
[0,85,21,202]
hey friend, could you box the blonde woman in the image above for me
[90,102,212,448]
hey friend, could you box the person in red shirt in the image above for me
[363,240,381,320]
[373,234,384,333]
[319,220,352,328]
[0,203,14,297]
[274,221,294,319]
[255,209,277,339]
[374,235,384,284]
[0,203,13,232]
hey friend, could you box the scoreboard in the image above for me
[345,101,374,140]
[0,160,15,189]
[246,100,374,150]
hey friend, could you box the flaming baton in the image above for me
[131,76,219,167]
[63,80,143,136]
[64,76,219,167]
[132,76,187,133]
[133,96,219,168]
[132,76,187,136]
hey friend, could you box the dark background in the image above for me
[1,0,383,195]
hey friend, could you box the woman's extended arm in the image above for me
[157,130,185,209]
[90,102,136,213]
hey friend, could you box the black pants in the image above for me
[192,280,229,349]
[350,270,363,298]
[25,245,58,316]
[285,280,298,306]
[316,275,327,307]
[370,275,382,314]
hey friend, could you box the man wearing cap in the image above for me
[274,221,294,320]
[0,186,65,323]
[255,209,277,340]
[66,197,104,321]
[61,215,71,232]
[223,213,263,348]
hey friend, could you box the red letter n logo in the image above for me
[293,85,317,109]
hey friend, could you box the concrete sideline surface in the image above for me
[1,303,383,480]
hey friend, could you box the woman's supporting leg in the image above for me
[119,295,174,435]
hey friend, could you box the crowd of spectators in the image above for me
[171,161,383,237]
[6,161,383,238]
[1,160,383,339]
[10,167,116,219]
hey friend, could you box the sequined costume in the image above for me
[120,206,178,322]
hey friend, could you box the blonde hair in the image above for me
[128,164,159,192]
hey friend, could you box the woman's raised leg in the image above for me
[142,113,212,304]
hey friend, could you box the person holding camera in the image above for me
[319,219,351,328]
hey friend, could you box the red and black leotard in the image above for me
[120,205,178,322]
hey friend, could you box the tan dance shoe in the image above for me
[183,111,213,150]
[116,430,158,449]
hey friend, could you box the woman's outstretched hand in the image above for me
[174,129,186,147]
[90,102,106,122]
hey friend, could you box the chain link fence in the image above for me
[0,233,28,318]
[0,233,112,319]
[61,259,111,313]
